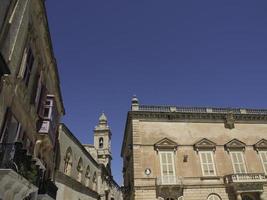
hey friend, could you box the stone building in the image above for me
[121,97,267,200]
[56,114,122,200]
[0,0,65,199]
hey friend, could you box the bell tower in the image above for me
[94,113,112,170]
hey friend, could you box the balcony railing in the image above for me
[0,142,40,186]
[38,179,58,199]
[156,176,182,186]
[224,173,267,184]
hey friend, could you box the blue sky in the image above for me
[46,0,267,184]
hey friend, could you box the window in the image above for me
[63,147,72,175]
[230,151,246,173]
[20,47,34,86]
[207,194,221,200]
[31,71,42,107]
[159,151,176,184]
[0,109,21,143]
[43,97,54,120]
[259,151,267,174]
[99,137,103,148]
[199,151,216,176]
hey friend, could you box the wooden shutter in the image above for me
[37,86,47,117]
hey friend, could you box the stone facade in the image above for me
[56,115,122,200]
[121,97,267,200]
[0,0,64,199]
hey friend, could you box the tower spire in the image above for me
[94,112,112,171]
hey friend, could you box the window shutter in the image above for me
[31,72,42,108]
[38,86,47,117]
[17,46,28,78]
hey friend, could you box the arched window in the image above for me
[85,165,91,187]
[63,147,72,175]
[207,194,221,200]
[77,158,83,182]
[99,137,104,148]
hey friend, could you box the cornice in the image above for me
[129,111,267,123]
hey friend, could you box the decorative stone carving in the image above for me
[194,138,216,152]
[254,139,267,151]
[225,112,235,129]
[154,138,178,151]
[225,139,246,151]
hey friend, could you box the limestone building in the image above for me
[0,0,65,199]
[56,114,122,200]
[121,97,267,200]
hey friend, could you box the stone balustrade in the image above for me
[224,173,267,184]
[156,176,182,186]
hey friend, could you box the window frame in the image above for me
[199,151,217,176]
[159,151,176,184]
[259,151,267,174]
[230,151,247,173]
[19,46,34,86]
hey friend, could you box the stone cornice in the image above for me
[129,110,267,123]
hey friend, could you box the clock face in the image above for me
[144,168,151,175]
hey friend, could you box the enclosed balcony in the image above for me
[37,95,59,147]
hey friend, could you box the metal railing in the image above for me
[224,173,267,184]
[156,176,182,186]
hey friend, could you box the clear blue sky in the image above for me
[46,0,267,184]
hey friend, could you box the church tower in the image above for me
[94,113,112,170]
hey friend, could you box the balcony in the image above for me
[37,95,59,147]
[156,176,182,186]
[0,142,39,199]
[224,173,267,192]
[38,179,58,200]
[156,176,183,199]
[224,173,267,184]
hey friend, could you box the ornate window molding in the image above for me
[154,137,178,152]
[194,138,216,152]
[254,139,267,151]
[225,139,246,152]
